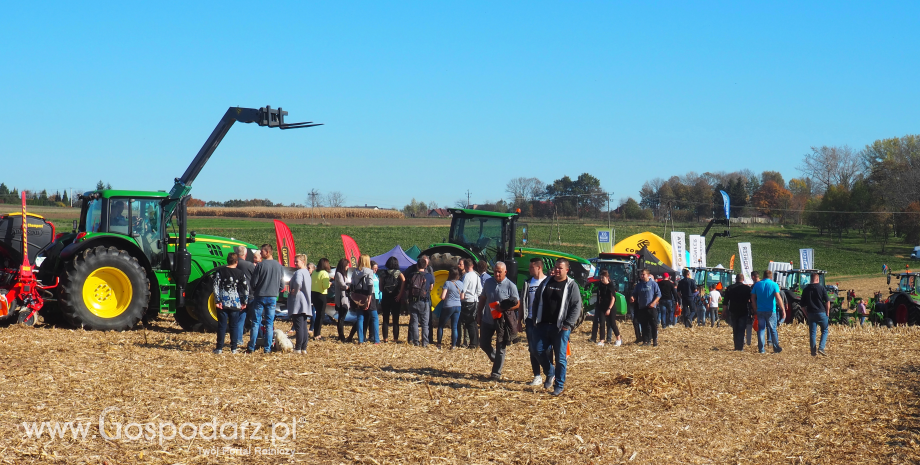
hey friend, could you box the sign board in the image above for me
[738,242,754,284]
[688,234,706,268]
[596,228,613,253]
[799,248,814,270]
[670,232,686,274]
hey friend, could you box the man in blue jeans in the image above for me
[751,270,786,354]
[532,258,582,397]
[801,272,831,356]
[247,245,285,354]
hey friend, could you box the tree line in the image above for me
[634,135,920,247]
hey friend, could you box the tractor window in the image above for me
[128,199,163,259]
[108,198,130,235]
[83,198,103,233]
[451,216,505,265]
[596,261,632,294]
[900,276,916,293]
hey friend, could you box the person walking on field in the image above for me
[459,258,482,349]
[592,270,622,347]
[751,269,785,354]
[533,258,582,396]
[406,255,435,347]
[310,258,332,341]
[724,274,752,351]
[708,284,722,328]
[378,256,405,343]
[288,253,313,354]
[677,269,697,328]
[437,267,464,349]
[524,257,551,386]
[801,272,830,356]
[212,253,249,354]
[630,269,661,346]
[247,245,285,354]
[333,259,351,342]
[477,261,520,380]
[233,245,255,343]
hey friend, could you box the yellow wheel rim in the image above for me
[207,292,218,322]
[431,270,449,309]
[82,267,133,318]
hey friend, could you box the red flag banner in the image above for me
[341,234,361,268]
[273,220,296,267]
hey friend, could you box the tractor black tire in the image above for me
[38,301,66,327]
[193,275,220,333]
[893,296,914,326]
[429,252,464,272]
[790,301,805,324]
[908,302,920,326]
[59,246,149,331]
[173,304,202,332]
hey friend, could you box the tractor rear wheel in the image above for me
[894,296,912,325]
[790,301,805,324]
[59,246,149,331]
[193,275,220,333]
[907,301,920,326]
[173,304,202,331]
[428,252,465,306]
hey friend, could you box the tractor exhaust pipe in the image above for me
[175,196,192,307]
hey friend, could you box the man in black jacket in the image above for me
[657,273,680,328]
[677,269,697,328]
[724,274,752,351]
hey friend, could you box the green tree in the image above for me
[760,171,785,189]
[61,190,69,205]
[96,180,105,190]
[0,183,8,195]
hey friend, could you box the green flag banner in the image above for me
[596,228,613,253]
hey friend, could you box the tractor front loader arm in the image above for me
[165,106,321,218]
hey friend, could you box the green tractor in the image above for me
[688,266,734,318]
[885,271,919,325]
[419,208,593,327]
[780,269,842,324]
[35,106,320,331]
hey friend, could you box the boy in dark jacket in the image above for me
[213,253,249,354]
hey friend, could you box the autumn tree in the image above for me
[750,180,793,220]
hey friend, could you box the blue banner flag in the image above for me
[720,190,730,219]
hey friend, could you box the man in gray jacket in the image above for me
[533,258,582,397]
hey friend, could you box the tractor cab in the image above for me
[591,252,641,295]
[447,208,515,269]
[892,273,917,294]
[784,269,829,293]
[690,267,733,292]
[74,191,168,268]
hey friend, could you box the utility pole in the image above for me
[465,190,471,208]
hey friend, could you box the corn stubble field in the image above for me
[2,319,920,464]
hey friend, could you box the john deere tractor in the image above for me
[35,106,320,331]
[885,271,919,325]
[780,269,842,324]
[420,208,593,327]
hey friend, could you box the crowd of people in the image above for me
[209,245,835,396]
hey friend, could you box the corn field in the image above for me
[188,206,404,219]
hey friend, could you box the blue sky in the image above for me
[2,2,918,209]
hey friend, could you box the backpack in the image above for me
[381,269,402,296]
[406,272,430,303]
[351,270,374,310]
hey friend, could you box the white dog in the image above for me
[273,329,294,353]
